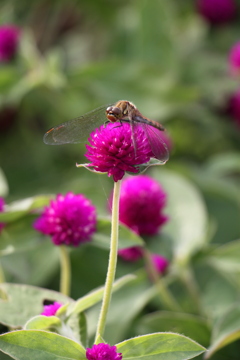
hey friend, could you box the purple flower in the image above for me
[229,42,240,76]
[110,175,168,236]
[0,197,5,232]
[86,343,122,360]
[34,192,97,247]
[0,25,20,62]
[118,246,143,262]
[41,302,62,316]
[226,89,240,128]
[151,254,169,274]
[196,0,237,25]
[84,122,153,182]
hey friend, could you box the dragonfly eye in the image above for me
[111,107,121,115]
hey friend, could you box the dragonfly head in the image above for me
[106,105,123,122]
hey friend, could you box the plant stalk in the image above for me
[59,245,71,296]
[95,180,121,342]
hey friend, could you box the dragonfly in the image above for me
[43,100,169,162]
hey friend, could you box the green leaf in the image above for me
[207,239,240,273]
[205,152,240,177]
[200,268,239,320]
[0,195,51,223]
[0,283,72,328]
[203,239,240,289]
[116,332,206,360]
[189,167,240,243]
[1,239,59,286]
[205,304,240,359]
[93,217,144,249]
[152,169,208,263]
[67,274,135,316]
[0,330,85,360]
[136,311,210,347]
[78,313,88,348]
[24,314,78,343]
[24,315,62,330]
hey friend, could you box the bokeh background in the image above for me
[1,1,240,359]
[1,0,240,205]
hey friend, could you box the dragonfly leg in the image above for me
[104,120,110,128]
[110,120,124,130]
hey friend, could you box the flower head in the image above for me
[118,246,143,262]
[0,25,20,62]
[226,89,240,128]
[110,175,168,236]
[84,122,154,182]
[229,42,240,76]
[34,192,97,247]
[151,254,169,274]
[86,343,122,360]
[196,0,236,25]
[41,302,62,316]
[0,197,5,232]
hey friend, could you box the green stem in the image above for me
[143,249,182,312]
[95,180,121,342]
[59,245,71,296]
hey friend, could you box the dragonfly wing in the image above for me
[126,103,138,156]
[43,104,111,145]
[142,123,169,162]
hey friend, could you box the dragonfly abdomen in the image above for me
[130,115,165,131]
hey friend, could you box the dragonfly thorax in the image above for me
[106,100,137,123]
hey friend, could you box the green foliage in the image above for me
[0,330,86,360]
[136,311,211,348]
[206,304,240,359]
[152,169,208,264]
[116,333,206,360]
[66,274,136,317]
[0,330,205,360]
[0,283,72,328]
[87,271,157,344]
[1,0,240,358]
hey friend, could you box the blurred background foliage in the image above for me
[1,0,240,359]
[1,0,239,203]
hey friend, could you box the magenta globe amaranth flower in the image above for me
[229,42,240,76]
[118,246,143,262]
[111,175,168,236]
[84,122,154,182]
[41,302,62,316]
[196,0,237,25]
[34,192,97,246]
[151,254,169,274]
[0,197,5,232]
[86,343,122,360]
[0,25,20,62]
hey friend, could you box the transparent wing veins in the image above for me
[43,104,112,145]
